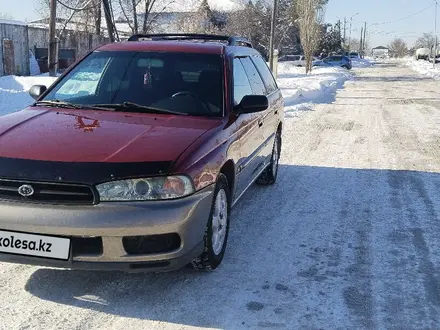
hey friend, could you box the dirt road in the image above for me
[1,62,440,329]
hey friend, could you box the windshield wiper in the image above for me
[92,102,188,116]
[34,100,114,111]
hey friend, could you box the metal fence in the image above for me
[0,22,30,76]
[0,22,108,77]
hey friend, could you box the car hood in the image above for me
[0,108,220,163]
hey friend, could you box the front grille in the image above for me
[123,234,181,255]
[0,179,95,205]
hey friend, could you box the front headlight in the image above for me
[96,176,194,201]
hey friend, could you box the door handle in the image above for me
[258,121,263,127]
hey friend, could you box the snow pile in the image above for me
[29,51,41,76]
[406,58,440,80]
[351,57,375,68]
[277,62,352,117]
[0,75,57,116]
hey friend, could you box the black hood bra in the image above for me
[0,157,173,185]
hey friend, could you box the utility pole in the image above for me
[269,0,278,71]
[337,20,342,48]
[434,0,438,68]
[132,0,138,34]
[102,0,115,43]
[363,21,367,57]
[48,0,57,77]
[348,13,359,53]
[343,18,347,45]
[360,27,363,53]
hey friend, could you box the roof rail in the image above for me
[127,33,253,48]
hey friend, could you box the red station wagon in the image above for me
[0,34,284,272]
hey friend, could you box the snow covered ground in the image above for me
[406,57,440,80]
[351,57,375,68]
[277,63,352,116]
[0,75,56,116]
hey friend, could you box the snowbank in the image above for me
[0,75,57,116]
[277,63,352,117]
[406,58,440,80]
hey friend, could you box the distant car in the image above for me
[416,48,430,61]
[349,52,360,59]
[313,55,352,70]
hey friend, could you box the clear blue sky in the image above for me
[325,0,438,47]
[0,0,40,22]
[0,0,438,47]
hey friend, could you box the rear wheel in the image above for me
[256,130,281,185]
[191,174,231,270]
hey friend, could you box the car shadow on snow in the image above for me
[24,164,440,328]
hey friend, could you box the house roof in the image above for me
[373,46,388,50]
[0,19,27,26]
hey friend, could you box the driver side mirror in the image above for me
[29,85,47,100]
[235,95,269,114]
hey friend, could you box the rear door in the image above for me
[251,55,283,162]
[233,57,265,197]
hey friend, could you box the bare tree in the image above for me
[415,33,436,50]
[117,0,175,34]
[38,0,102,35]
[119,0,142,34]
[141,0,174,33]
[348,38,360,52]
[296,0,323,73]
[388,38,408,58]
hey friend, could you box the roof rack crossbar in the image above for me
[128,33,253,48]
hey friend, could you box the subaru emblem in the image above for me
[18,184,34,197]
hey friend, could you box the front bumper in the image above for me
[0,184,215,272]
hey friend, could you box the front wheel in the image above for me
[191,174,231,270]
[256,131,281,185]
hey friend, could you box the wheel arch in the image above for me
[219,160,236,200]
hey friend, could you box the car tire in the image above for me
[191,174,231,271]
[256,130,281,185]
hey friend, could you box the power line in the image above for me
[370,4,435,26]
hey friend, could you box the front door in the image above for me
[232,57,265,198]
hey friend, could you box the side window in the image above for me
[240,57,266,95]
[251,56,278,94]
[233,58,252,105]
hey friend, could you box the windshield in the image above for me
[42,51,224,117]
